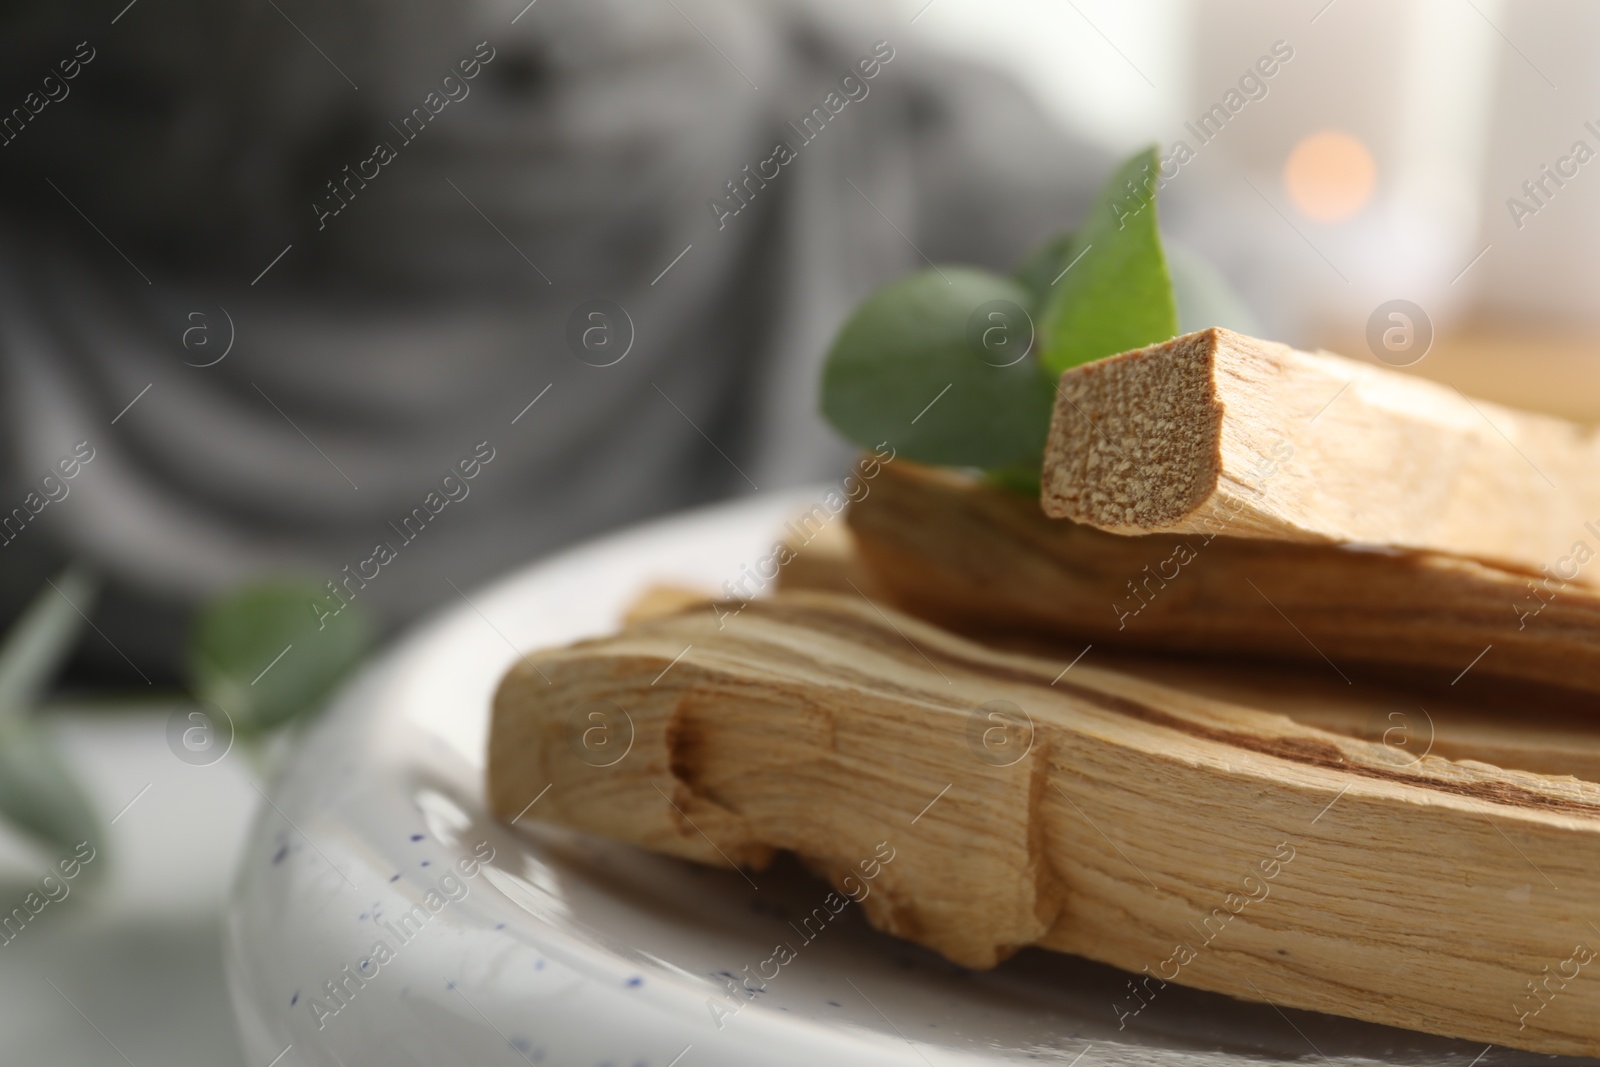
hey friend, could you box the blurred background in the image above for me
[0,0,1594,1061]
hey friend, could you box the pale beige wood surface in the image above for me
[1100,652,1600,784]
[621,583,713,625]
[1040,327,1600,583]
[489,592,1600,1056]
[850,460,1600,696]
[771,516,882,596]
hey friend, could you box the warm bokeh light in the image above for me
[1283,129,1377,222]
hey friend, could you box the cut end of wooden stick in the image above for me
[1041,327,1242,531]
[1039,326,1600,580]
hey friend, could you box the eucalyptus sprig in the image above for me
[0,571,373,860]
[821,146,1251,486]
[0,568,102,862]
[188,581,374,737]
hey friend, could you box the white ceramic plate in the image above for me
[224,491,1563,1067]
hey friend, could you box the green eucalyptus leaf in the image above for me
[0,567,101,859]
[0,566,97,718]
[0,718,100,859]
[983,464,1043,496]
[188,580,374,735]
[820,267,1055,468]
[1014,232,1080,304]
[1041,146,1179,374]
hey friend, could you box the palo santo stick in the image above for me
[488,592,1600,1055]
[760,499,1600,781]
[850,460,1600,695]
[772,514,883,596]
[1040,327,1600,582]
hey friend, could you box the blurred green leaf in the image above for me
[188,581,374,735]
[983,463,1044,496]
[0,567,102,859]
[0,718,100,859]
[1040,146,1179,374]
[820,267,1055,469]
[1013,232,1080,304]
[0,566,97,717]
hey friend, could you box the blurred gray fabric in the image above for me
[0,0,1106,680]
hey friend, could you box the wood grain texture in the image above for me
[488,592,1600,1055]
[1040,327,1600,583]
[849,460,1600,696]
[773,515,1600,784]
